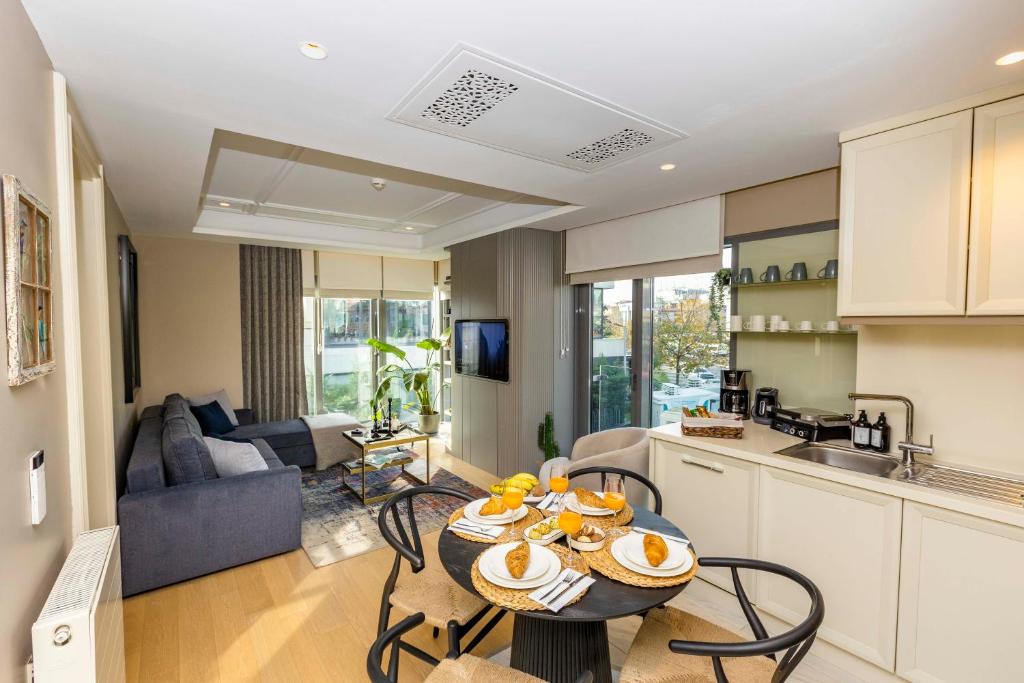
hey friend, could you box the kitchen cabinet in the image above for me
[650,440,759,598]
[967,95,1024,315]
[896,502,1024,683]
[838,110,973,317]
[757,467,902,670]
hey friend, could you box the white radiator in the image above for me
[32,526,125,683]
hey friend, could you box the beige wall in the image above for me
[136,235,244,408]
[0,0,73,677]
[725,168,839,236]
[105,188,138,494]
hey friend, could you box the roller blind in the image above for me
[565,195,723,281]
[382,257,434,294]
[300,251,438,298]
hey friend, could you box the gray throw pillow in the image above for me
[189,389,239,427]
[203,437,269,478]
[162,417,219,485]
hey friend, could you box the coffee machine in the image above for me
[720,369,751,418]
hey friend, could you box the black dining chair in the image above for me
[568,465,663,514]
[376,485,507,662]
[368,612,594,683]
[619,557,825,683]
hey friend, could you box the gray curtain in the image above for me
[239,245,308,422]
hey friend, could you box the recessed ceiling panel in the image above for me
[206,147,293,200]
[389,45,687,173]
[407,194,498,225]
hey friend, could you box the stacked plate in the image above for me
[576,491,614,517]
[478,542,562,589]
[610,534,693,577]
[463,498,530,526]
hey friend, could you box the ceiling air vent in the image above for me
[566,128,655,165]
[420,69,519,128]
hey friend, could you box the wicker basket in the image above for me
[681,412,744,439]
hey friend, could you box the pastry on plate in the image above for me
[505,541,531,579]
[574,488,607,509]
[480,497,509,516]
[643,534,668,567]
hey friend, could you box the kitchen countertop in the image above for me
[648,421,1024,529]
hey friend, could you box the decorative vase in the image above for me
[418,412,441,435]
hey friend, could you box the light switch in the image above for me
[29,451,45,525]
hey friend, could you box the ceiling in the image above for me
[21,0,1024,257]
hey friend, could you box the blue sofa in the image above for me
[117,394,306,596]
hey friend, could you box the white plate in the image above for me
[623,533,687,570]
[479,543,561,589]
[463,498,530,525]
[523,519,566,546]
[611,536,693,577]
[574,491,615,517]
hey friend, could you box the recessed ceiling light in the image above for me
[660,163,676,171]
[299,41,328,60]
[996,51,1024,66]
[218,201,231,207]
[403,226,415,231]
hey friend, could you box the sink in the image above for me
[776,442,901,478]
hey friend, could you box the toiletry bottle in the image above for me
[870,412,891,453]
[852,410,872,450]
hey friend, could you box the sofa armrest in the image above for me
[117,465,301,596]
[234,408,256,426]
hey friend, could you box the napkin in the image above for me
[529,569,595,613]
[447,520,503,540]
[536,492,559,511]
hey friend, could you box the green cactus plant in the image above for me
[538,412,561,461]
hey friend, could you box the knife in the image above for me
[452,520,497,534]
[547,572,588,605]
[630,527,689,545]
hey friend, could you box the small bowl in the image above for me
[567,528,606,551]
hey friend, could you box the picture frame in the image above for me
[2,174,55,386]
[118,235,141,402]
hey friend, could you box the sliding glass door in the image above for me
[383,298,434,421]
[590,281,634,431]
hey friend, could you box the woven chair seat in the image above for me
[620,607,777,683]
[426,655,545,682]
[389,562,487,629]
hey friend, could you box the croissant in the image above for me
[574,488,607,509]
[480,497,509,516]
[505,541,531,579]
[643,534,669,567]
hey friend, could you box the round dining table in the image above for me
[438,504,693,683]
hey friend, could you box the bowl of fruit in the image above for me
[566,524,606,551]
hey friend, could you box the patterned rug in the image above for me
[300,460,488,568]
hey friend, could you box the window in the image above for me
[383,299,434,421]
[583,248,732,432]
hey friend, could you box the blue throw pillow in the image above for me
[190,400,234,436]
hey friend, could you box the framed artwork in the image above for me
[118,235,141,402]
[2,175,55,386]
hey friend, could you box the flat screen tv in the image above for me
[454,319,509,382]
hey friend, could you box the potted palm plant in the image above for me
[367,330,449,434]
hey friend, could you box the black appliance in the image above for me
[753,387,780,425]
[453,319,509,382]
[720,369,750,418]
[771,407,853,441]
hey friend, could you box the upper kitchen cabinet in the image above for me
[838,111,973,317]
[967,95,1024,315]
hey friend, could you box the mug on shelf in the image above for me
[760,265,782,283]
[822,320,840,332]
[744,315,766,332]
[798,320,814,332]
[777,320,791,332]
[818,259,839,279]
[785,262,808,281]
[736,268,754,284]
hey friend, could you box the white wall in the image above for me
[0,0,73,677]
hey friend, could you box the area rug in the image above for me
[300,461,488,568]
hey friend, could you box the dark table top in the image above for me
[437,506,692,622]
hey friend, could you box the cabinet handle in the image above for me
[679,456,724,473]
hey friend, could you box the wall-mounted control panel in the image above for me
[29,450,45,525]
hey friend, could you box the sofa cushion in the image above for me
[251,438,285,469]
[162,416,218,485]
[125,412,166,493]
[203,437,269,477]
[189,388,239,427]
[190,401,234,436]
[221,419,312,452]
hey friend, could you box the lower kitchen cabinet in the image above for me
[651,441,759,598]
[896,502,1024,682]
[757,467,902,670]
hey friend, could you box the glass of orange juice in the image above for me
[603,475,627,537]
[558,496,584,570]
[549,461,569,506]
[502,478,525,540]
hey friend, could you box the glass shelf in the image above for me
[732,277,837,289]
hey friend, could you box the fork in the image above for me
[538,570,574,602]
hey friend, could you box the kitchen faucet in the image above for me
[848,393,934,467]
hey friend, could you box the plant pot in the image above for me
[418,412,441,435]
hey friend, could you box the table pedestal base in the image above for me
[510,615,611,683]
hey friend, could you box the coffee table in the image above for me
[340,428,431,505]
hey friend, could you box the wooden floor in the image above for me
[123,441,866,683]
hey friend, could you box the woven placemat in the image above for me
[471,543,591,611]
[581,528,698,588]
[539,503,634,530]
[447,506,544,543]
